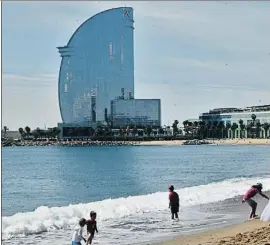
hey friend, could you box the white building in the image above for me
[199,105,270,125]
[198,104,270,138]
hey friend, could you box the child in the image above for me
[168,185,180,220]
[242,183,269,219]
[86,211,98,244]
[72,218,87,245]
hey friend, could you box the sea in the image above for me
[2,145,270,245]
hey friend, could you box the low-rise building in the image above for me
[1,130,21,140]
[199,104,270,125]
[110,98,161,128]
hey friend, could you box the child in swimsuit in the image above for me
[71,218,86,245]
[168,185,180,220]
[86,211,98,244]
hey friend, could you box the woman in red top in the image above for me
[242,183,269,219]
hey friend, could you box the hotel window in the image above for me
[121,40,124,66]
[109,43,113,56]
[109,42,114,61]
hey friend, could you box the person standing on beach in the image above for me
[71,218,87,245]
[86,211,98,244]
[242,183,269,220]
[168,185,180,220]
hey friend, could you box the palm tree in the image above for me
[182,120,189,128]
[217,121,225,139]
[122,128,127,138]
[231,123,238,138]
[192,121,199,136]
[104,127,112,137]
[262,123,270,138]
[119,128,124,138]
[198,121,206,139]
[25,126,31,136]
[172,120,179,136]
[3,126,9,138]
[206,122,213,138]
[158,127,164,136]
[250,114,257,138]
[256,122,261,138]
[132,127,138,137]
[36,127,41,138]
[146,125,152,137]
[251,114,257,124]
[226,122,231,138]
[52,127,61,139]
[212,121,218,138]
[88,127,95,137]
[238,119,245,138]
[126,126,131,137]
[246,123,252,138]
[47,128,54,139]
[18,127,24,139]
[185,122,193,137]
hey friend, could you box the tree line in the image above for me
[171,113,270,139]
[17,126,61,140]
[2,113,270,140]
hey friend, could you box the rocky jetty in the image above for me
[183,139,211,145]
[1,139,140,147]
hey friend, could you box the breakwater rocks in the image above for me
[1,140,140,147]
[183,139,211,145]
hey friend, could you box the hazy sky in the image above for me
[2,1,270,130]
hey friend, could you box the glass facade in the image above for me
[58,7,134,124]
[199,111,270,125]
[111,99,161,127]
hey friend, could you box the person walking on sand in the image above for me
[242,183,269,220]
[168,185,180,220]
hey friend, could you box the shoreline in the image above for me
[139,138,270,146]
[2,138,269,147]
[156,219,270,245]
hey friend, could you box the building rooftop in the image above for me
[202,104,270,115]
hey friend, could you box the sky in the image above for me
[2,1,270,130]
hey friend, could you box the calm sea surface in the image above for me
[2,145,270,245]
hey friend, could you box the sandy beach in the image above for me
[139,138,270,146]
[158,220,270,245]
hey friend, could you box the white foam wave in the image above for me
[2,176,270,240]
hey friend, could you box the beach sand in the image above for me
[158,220,270,245]
[138,139,270,146]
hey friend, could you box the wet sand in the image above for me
[159,220,269,245]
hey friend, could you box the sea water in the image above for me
[2,145,270,245]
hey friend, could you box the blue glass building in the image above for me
[57,7,134,125]
[111,99,161,127]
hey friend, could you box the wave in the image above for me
[2,176,270,240]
